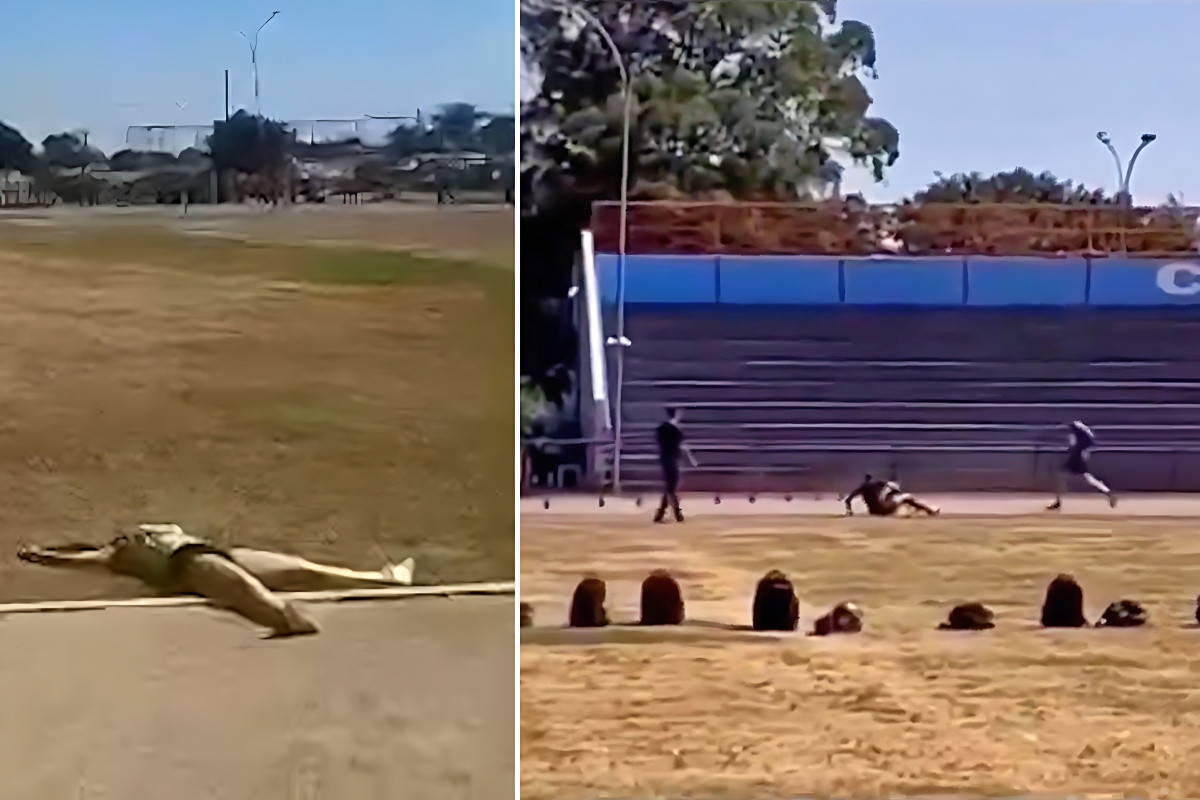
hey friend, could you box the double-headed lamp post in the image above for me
[551,1,634,492]
[1096,131,1157,206]
[240,11,280,115]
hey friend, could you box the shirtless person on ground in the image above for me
[843,474,940,517]
[17,524,416,638]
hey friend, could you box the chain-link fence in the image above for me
[124,125,215,154]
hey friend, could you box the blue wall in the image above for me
[593,254,1200,307]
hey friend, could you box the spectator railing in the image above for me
[592,200,1200,257]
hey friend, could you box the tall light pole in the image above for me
[1096,131,1157,206]
[553,1,634,492]
[240,10,280,115]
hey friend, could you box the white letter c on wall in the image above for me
[1156,262,1200,296]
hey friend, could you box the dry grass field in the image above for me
[1,202,514,268]
[521,510,1200,799]
[0,206,513,601]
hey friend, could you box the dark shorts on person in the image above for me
[1064,450,1088,475]
[162,543,235,587]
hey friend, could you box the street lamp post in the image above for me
[1096,131,1157,206]
[1096,131,1156,253]
[239,11,280,115]
[554,1,634,492]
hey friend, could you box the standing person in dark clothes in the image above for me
[654,407,697,523]
[1047,419,1117,511]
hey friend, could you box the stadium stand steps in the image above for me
[609,306,1200,493]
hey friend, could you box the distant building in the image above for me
[0,171,38,206]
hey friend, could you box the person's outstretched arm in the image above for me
[843,481,868,515]
[681,442,698,468]
[17,544,112,568]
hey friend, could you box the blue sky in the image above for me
[522,0,1199,204]
[836,0,1198,203]
[2,0,515,154]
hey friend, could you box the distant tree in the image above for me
[521,0,898,207]
[913,168,1112,205]
[205,109,291,174]
[108,149,178,171]
[177,147,211,168]
[476,114,515,156]
[385,122,439,159]
[40,132,106,170]
[0,121,39,175]
[386,104,513,159]
[519,0,900,381]
[431,102,487,150]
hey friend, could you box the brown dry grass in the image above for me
[214,204,515,266]
[0,212,512,602]
[1,203,514,268]
[521,514,1200,799]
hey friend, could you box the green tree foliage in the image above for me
[476,114,515,157]
[521,0,898,206]
[385,103,514,159]
[914,168,1113,205]
[0,121,39,175]
[108,149,179,171]
[40,132,106,170]
[432,102,488,150]
[519,0,900,380]
[205,109,292,174]
[385,123,439,159]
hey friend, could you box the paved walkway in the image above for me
[522,491,1200,517]
[0,596,513,800]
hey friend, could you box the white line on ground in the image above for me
[0,581,515,616]
[1010,526,1113,534]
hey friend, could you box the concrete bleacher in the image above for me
[613,307,1200,493]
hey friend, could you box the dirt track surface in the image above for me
[521,491,1200,517]
[520,496,1200,799]
[1,596,513,800]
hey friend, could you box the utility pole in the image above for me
[239,11,279,115]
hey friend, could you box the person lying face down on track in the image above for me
[843,475,940,517]
[17,524,416,638]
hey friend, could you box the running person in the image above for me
[653,406,697,523]
[843,474,940,517]
[1047,419,1117,511]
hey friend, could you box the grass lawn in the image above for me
[0,218,512,601]
[522,513,1200,799]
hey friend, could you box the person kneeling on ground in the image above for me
[843,475,940,517]
[17,524,416,638]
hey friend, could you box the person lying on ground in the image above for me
[17,524,416,638]
[843,474,940,517]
